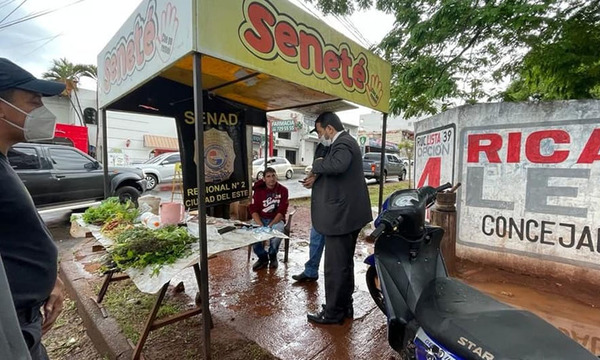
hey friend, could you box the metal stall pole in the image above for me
[377,113,389,212]
[101,108,110,199]
[264,119,268,173]
[193,52,211,360]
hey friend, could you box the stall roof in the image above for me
[97,0,391,115]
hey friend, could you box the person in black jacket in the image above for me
[306,112,372,324]
[0,58,66,359]
[292,141,329,283]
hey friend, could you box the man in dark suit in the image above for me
[306,112,372,324]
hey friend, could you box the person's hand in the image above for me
[42,277,65,335]
[303,174,316,189]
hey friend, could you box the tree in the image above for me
[42,58,97,125]
[308,0,600,118]
[502,4,600,101]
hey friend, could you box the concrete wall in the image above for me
[415,100,600,286]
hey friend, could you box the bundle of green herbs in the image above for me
[82,197,139,226]
[109,225,196,276]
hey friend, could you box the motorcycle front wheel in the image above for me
[366,266,386,314]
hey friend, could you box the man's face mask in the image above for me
[319,134,331,147]
[318,125,332,146]
[0,97,57,142]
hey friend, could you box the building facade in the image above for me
[252,110,359,166]
[43,88,179,165]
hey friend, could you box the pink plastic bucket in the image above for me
[160,202,185,225]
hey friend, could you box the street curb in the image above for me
[60,250,133,360]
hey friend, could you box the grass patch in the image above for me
[368,181,410,206]
[100,280,185,343]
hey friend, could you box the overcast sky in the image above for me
[0,0,395,125]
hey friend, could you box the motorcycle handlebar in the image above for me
[367,223,386,243]
[367,216,403,243]
[435,182,453,193]
[367,183,457,242]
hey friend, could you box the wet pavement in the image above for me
[157,235,600,358]
[168,233,397,359]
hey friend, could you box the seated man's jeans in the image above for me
[252,218,285,258]
[303,227,325,278]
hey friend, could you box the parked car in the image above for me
[399,157,414,168]
[252,157,294,180]
[7,143,146,208]
[304,165,312,174]
[362,152,406,183]
[134,152,181,190]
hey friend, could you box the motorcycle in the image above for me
[365,183,596,360]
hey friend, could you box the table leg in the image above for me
[97,270,130,304]
[132,282,169,360]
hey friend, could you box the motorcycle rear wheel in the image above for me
[366,266,386,314]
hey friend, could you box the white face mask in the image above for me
[0,98,57,142]
[319,136,331,147]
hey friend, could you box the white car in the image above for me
[399,157,414,168]
[135,152,181,190]
[304,165,313,174]
[252,157,294,180]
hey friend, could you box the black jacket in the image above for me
[311,132,372,235]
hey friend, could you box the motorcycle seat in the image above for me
[415,277,595,360]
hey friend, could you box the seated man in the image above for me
[249,167,289,270]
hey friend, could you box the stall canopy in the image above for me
[98,0,390,113]
[97,0,391,357]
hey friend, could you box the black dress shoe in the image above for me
[292,273,318,282]
[307,310,344,325]
[322,304,353,318]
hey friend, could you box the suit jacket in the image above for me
[311,131,372,236]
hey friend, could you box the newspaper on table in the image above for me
[72,214,288,294]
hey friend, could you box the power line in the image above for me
[0,0,87,31]
[289,0,372,49]
[334,14,371,48]
[0,0,17,10]
[15,32,62,61]
[338,15,372,48]
[291,0,322,20]
[8,32,61,47]
[0,0,27,24]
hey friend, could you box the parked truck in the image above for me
[362,152,406,183]
[7,143,146,208]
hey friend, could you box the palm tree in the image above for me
[42,58,97,126]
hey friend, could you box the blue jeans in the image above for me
[303,227,325,278]
[252,218,285,259]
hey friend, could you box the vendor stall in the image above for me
[97,0,391,358]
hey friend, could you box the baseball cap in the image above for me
[0,58,65,96]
